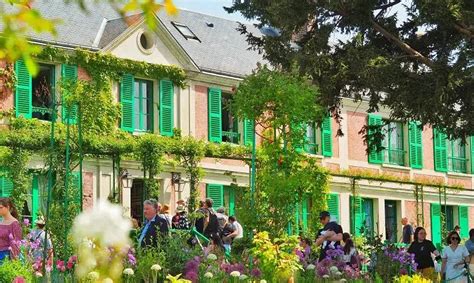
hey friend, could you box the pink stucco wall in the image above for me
[195,85,208,141]
[347,111,368,162]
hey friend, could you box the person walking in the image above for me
[215,207,228,231]
[465,229,474,279]
[202,198,223,250]
[408,227,440,282]
[228,216,243,239]
[172,204,190,230]
[158,204,172,229]
[138,199,169,248]
[441,231,470,283]
[29,216,53,262]
[315,211,343,260]
[0,198,21,261]
[400,217,414,245]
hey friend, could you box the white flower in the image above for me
[335,271,343,277]
[151,264,162,271]
[72,200,132,247]
[123,268,134,276]
[207,253,218,261]
[239,274,248,280]
[260,280,267,283]
[306,264,315,270]
[103,278,113,283]
[330,266,339,274]
[339,279,347,282]
[230,271,241,277]
[87,271,100,280]
[322,275,330,279]
[204,272,214,278]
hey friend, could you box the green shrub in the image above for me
[0,259,33,283]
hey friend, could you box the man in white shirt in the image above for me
[229,216,243,239]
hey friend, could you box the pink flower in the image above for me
[56,260,66,272]
[13,277,26,283]
[23,219,30,227]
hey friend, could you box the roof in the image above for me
[0,1,264,78]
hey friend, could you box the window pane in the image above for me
[32,64,54,121]
[134,96,140,130]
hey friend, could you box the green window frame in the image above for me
[120,74,134,132]
[159,80,174,136]
[431,203,442,249]
[383,121,405,166]
[243,119,255,146]
[61,64,78,124]
[408,121,423,169]
[327,193,339,223]
[433,128,448,172]
[0,171,13,197]
[206,184,224,208]
[208,88,222,143]
[368,114,383,164]
[134,79,153,132]
[304,123,318,154]
[448,138,467,173]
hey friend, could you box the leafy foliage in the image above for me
[0,259,33,283]
[226,0,474,139]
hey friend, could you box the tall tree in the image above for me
[226,0,473,139]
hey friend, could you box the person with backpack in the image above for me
[203,198,224,250]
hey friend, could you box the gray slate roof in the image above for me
[0,0,264,78]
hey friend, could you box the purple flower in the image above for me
[127,252,136,266]
[23,219,30,227]
[184,271,198,282]
[251,268,262,278]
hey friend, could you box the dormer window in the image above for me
[172,22,200,42]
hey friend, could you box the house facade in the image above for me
[0,2,473,247]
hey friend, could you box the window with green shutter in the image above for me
[458,206,469,239]
[134,79,153,132]
[327,193,339,223]
[409,121,423,169]
[206,184,224,208]
[61,64,78,124]
[321,116,332,157]
[208,88,222,143]
[433,128,448,172]
[431,203,442,249]
[159,80,173,136]
[382,121,404,166]
[14,59,32,119]
[224,186,236,216]
[448,138,467,173]
[32,64,55,121]
[243,119,255,146]
[120,74,135,132]
[304,123,318,154]
[0,175,13,197]
[368,114,383,164]
[350,196,364,236]
[301,196,309,232]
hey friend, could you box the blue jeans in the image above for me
[0,250,10,263]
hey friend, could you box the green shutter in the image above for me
[471,136,474,174]
[69,172,82,214]
[327,193,339,223]
[459,206,469,239]
[32,175,39,225]
[206,184,224,208]
[321,116,333,157]
[433,128,448,172]
[14,59,32,118]
[368,114,383,164]
[120,74,134,132]
[431,203,442,248]
[0,170,13,197]
[228,188,235,216]
[208,88,222,143]
[243,119,255,146]
[350,196,364,236]
[159,80,174,136]
[61,64,78,124]
[301,196,309,232]
[409,121,423,169]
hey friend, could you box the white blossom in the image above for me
[151,264,162,271]
[239,274,248,280]
[230,271,241,277]
[87,271,100,280]
[306,264,315,270]
[260,280,267,283]
[123,268,134,276]
[335,271,343,277]
[204,272,213,278]
[330,266,339,274]
[207,253,218,261]
[322,275,330,279]
[339,279,347,282]
[103,278,113,283]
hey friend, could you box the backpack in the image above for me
[204,209,221,235]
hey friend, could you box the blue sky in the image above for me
[172,0,250,22]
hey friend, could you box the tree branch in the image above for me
[454,23,474,39]
[369,18,435,68]
[374,0,401,11]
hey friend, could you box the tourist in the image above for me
[221,218,236,252]
[228,216,243,239]
[29,216,53,262]
[400,217,414,245]
[342,233,359,267]
[454,225,461,236]
[441,231,470,283]
[138,199,169,248]
[408,227,440,282]
[0,198,21,261]
[202,198,223,249]
[172,204,190,230]
[159,204,172,229]
[129,218,140,243]
[216,207,228,231]
[464,229,474,278]
[315,211,343,260]
[300,238,312,263]
[194,200,206,234]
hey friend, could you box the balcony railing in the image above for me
[32,106,53,122]
[222,131,240,144]
[385,149,405,166]
[448,156,467,173]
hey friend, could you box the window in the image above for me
[206,184,240,215]
[382,121,405,166]
[302,116,332,156]
[133,79,153,132]
[351,197,375,237]
[221,94,239,144]
[304,124,318,154]
[172,22,200,41]
[448,138,466,173]
[32,64,55,121]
